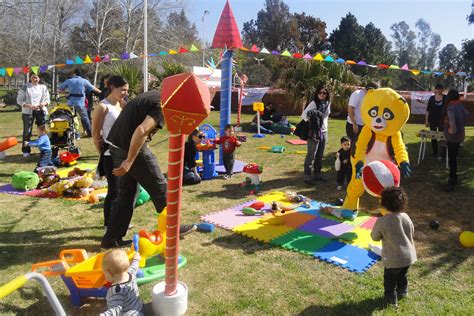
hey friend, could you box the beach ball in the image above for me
[362,160,400,197]
[459,231,474,248]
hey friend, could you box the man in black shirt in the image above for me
[425,84,446,157]
[102,91,196,249]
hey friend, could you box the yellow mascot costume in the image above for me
[343,88,411,211]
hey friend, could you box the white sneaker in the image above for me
[23,153,30,158]
[336,186,343,191]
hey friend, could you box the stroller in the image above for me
[48,96,80,158]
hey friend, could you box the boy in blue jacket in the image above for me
[24,125,53,169]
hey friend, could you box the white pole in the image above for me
[257,111,261,135]
[202,11,209,68]
[143,0,148,92]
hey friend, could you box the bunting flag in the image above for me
[260,48,270,54]
[93,55,102,62]
[47,65,56,70]
[111,57,120,61]
[303,53,313,60]
[389,65,400,69]
[84,55,93,63]
[102,54,110,62]
[148,53,158,57]
[31,66,39,75]
[250,44,259,53]
[411,69,420,76]
[39,65,48,73]
[190,44,199,52]
[6,68,13,76]
[357,61,367,66]
[75,56,84,64]
[346,60,356,65]
[159,51,168,56]
[271,50,280,55]
[169,49,178,54]
[400,64,410,71]
[120,52,130,60]
[457,71,467,76]
[434,72,444,76]
[281,50,292,57]
[335,58,345,63]
[325,56,334,62]
[313,53,324,61]
[14,67,22,75]
[421,70,432,75]
[56,64,66,68]
[378,64,389,69]
[178,47,189,53]
[66,59,74,65]
[293,53,303,59]
[22,66,29,74]
[0,68,5,76]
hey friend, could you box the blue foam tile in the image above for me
[313,241,380,273]
[295,200,332,216]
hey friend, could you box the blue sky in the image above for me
[187,0,473,50]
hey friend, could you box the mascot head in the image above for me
[361,88,410,137]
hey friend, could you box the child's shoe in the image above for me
[336,185,343,191]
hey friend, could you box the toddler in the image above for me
[371,187,417,308]
[24,125,53,170]
[214,124,241,178]
[335,136,352,190]
[101,249,143,315]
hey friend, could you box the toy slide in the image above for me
[0,137,17,152]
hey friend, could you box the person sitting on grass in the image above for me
[214,124,241,179]
[371,187,417,308]
[23,125,53,170]
[251,112,274,134]
[101,249,143,316]
[183,129,204,185]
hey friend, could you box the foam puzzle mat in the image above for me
[201,191,381,273]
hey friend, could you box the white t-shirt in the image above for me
[347,89,365,126]
[301,100,331,132]
[101,99,121,156]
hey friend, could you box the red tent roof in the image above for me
[211,0,242,49]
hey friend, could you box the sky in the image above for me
[187,0,474,50]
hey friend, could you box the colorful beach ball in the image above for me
[362,160,400,197]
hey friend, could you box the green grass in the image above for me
[0,107,473,315]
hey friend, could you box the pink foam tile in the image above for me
[360,216,378,230]
[201,200,270,230]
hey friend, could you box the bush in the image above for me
[3,89,19,106]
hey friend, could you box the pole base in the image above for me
[152,281,188,316]
[252,134,265,138]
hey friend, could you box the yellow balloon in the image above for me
[459,231,474,248]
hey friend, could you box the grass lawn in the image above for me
[0,107,473,315]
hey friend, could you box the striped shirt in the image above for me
[101,258,143,316]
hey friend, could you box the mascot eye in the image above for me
[383,108,395,120]
[368,106,378,118]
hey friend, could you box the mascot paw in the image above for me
[355,161,364,179]
[400,162,411,177]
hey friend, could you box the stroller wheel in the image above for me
[69,147,81,155]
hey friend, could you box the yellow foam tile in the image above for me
[57,163,97,178]
[343,227,382,250]
[257,191,292,206]
[232,219,294,243]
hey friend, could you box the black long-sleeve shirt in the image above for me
[184,141,197,169]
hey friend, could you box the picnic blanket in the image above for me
[202,191,381,273]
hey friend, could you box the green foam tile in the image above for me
[270,230,332,254]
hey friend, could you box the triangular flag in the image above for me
[111,57,120,61]
[39,65,48,73]
[389,65,400,69]
[456,71,467,76]
[324,56,334,62]
[14,67,22,75]
[260,48,270,54]
[446,71,454,76]
[190,44,199,52]
[120,52,130,59]
[303,53,313,60]
[0,68,5,77]
[250,44,259,53]
[93,55,102,62]
[75,56,84,64]
[240,47,249,51]
[335,58,345,63]
[159,51,169,55]
[410,69,420,75]
[357,61,367,66]
[102,54,110,62]
[169,49,178,54]
[434,72,443,76]
[148,53,157,57]
[66,59,74,65]
[22,66,29,74]
[421,70,432,74]
[271,50,280,55]
[293,53,303,59]
[179,47,189,53]
[129,52,138,59]
[31,66,39,75]
[378,64,389,69]
[6,68,13,76]
[55,64,66,68]
[313,53,324,61]
[84,55,93,63]
[281,50,292,57]
[400,64,409,71]
[346,60,356,65]
[47,65,56,70]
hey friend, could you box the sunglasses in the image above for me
[318,91,328,95]
[198,135,205,139]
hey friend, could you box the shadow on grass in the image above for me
[203,233,274,255]
[298,297,385,316]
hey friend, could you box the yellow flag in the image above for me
[411,69,420,76]
[84,55,93,63]
[313,53,324,61]
[6,68,13,77]
[169,49,178,55]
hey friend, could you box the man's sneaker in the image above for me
[101,239,118,249]
[23,153,30,158]
[179,224,197,237]
[383,297,398,308]
[117,239,132,247]
[336,185,343,191]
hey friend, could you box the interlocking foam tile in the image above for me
[0,184,29,196]
[201,200,267,230]
[232,220,294,243]
[294,200,332,216]
[271,230,332,254]
[256,191,292,206]
[56,163,97,178]
[360,216,378,230]
[267,210,315,228]
[320,210,372,227]
[313,241,380,273]
[298,217,354,238]
[342,227,382,250]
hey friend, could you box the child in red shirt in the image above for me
[214,124,241,178]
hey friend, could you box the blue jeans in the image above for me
[251,124,273,134]
[183,167,201,185]
[37,150,53,168]
[73,105,92,136]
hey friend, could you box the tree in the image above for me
[438,44,460,72]
[166,9,199,44]
[415,19,441,70]
[329,13,366,61]
[460,39,474,73]
[390,21,417,66]
[293,12,327,52]
[363,22,393,64]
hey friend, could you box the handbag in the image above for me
[293,119,309,140]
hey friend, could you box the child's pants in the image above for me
[384,266,410,299]
[37,150,53,168]
[223,152,235,175]
[336,167,352,186]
